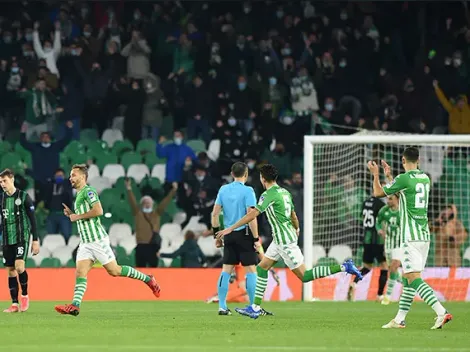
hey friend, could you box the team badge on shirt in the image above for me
[15,199,22,206]
[258,196,265,205]
[88,191,96,201]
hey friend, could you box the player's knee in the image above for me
[7,267,17,276]
[14,262,25,274]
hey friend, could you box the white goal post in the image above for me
[303,133,470,302]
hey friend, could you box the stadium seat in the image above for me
[207,139,220,161]
[160,223,182,244]
[5,129,20,144]
[65,259,76,268]
[40,257,61,268]
[112,139,134,158]
[86,140,109,155]
[25,258,36,268]
[183,220,207,237]
[14,142,32,167]
[463,247,470,261]
[143,153,166,169]
[100,188,122,212]
[114,176,141,199]
[316,257,338,266]
[197,236,219,257]
[127,164,150,184]
[165,200,180,218]
[68,235,80,249]
[102,164,126,185]
[64,140,85,156]
[312,244,327,266]
[170,257,181,267]
[328,245,353,264]
[31,247,51,266]
[94,152,119,171]
[121,152,142,171]
[109,223,133,247]
[187,139,206,154]
[88,164,100,181]
[1,152,23,170]
[27,188,35,202]
[140,177,162,191]
[136,139,157,155]
[151,164,166,183]
[0,140,12,154]
[42,234,67,252]
[119,236,136,255]
[54,245,74,266]
[102,128,123,147]
[88,176,112,194]
[80,128,99,143]
[172,211,187,225]
[68,151,89,166]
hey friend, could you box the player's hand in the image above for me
[367,161,379,176]
[378,229,385,238]
[254,240,261,253]
[296,228,300,237]
[171,182,178,190]
[215,228,232,240]
[215,238,223,248]
[69,214,80,222]
[31,241,40,256]
[62,203,72,217]
[381,160,392,178]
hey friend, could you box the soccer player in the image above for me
[368,148,452,329]
[377,194,402,305]
[54,164,160,316]
[216,164,362,319]
[348,193,386,301]
[0,169,40,313]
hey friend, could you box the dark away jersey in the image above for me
[362,197,385,245]
[0,190,36,245]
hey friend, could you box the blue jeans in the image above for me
[46,213,72,243]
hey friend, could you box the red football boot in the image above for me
[55,304,80,316]
[146,275,161,298]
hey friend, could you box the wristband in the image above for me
[212,227,220,238]
[253,237,260,242]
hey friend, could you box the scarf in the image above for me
[32,89,53,118]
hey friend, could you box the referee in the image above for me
[0,169,40,313]
[211,162,259,315]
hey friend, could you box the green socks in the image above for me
[409,278,446,316]
[120,266,151,283]
[302,265,342,282]
[386,271,399,297]
[254,266,269,306]
[72,277,87,307]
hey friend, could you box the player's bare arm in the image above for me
[381,160,394,182]
[291,210,300,236]
[69,202,103,222]
[367,161,386,198]
[216,208,260,239]
[247,206,261,252]
[211,204,223,247]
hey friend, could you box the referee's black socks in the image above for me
[353,267,370,284]
[19,271,28,296]
[8,276,19,303]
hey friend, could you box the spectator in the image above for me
[0,29,21,59]
[20,121,73,203]
[169,33,194,80]
[121,29,151,79]
[126,179,178,268]
[433,80,470,134]
[159,230,206,268]
[124,79,146,147]
[185,74,213,144]
[44,168,73,243]
[142,73,164,140]
[197,152,220,179]
[156,131,197,184]
[260,76,287,122]
[18,79,62,141]
[32,21,61,76]
[231,75,259,133]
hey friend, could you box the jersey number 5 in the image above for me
[415,183,430,209]
[282,195,291,217]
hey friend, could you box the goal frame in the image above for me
[302,134,470,301]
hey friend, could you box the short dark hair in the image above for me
[72,164,88,180]
[403,147,419,163]
[231,162,248,178]
[0,168,14,178]
[259,164,278,182]
[55,168,65,174]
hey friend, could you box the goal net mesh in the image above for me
[308,131,470,301]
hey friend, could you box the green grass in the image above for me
[0,301,469,352]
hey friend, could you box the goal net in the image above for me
[302,132,470,302]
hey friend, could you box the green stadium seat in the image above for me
[0,140,12,154]
[100,188,123,211]
[65,259,76,268]
[158,258,166,267]
[114,177,141,199]
[60,152,70,168]
[160,212,172,226]
[40,257,61,268]
[80,128,99,143]
[317,257,338,266]
[136,139,157,155]
[143,153,166,169]
[14,142,31,160]
[112,139,134,158]
[121,151,142,170]
[5,129,20,144]
[187,139,206,153]
[1,152,23,170]
[68,151,88,166]
[170,257,181,267]
[462,259,470,267]
[25,258,36,268]
[100,214,116,231]
[140,177,162,191]
[86,140,109,155]
[64,140,85,155]
[95,152,118,171]
[114,246,127,261]
[165,200,180,217]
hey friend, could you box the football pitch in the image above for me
[0,301,469,352]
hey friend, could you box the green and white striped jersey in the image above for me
[376,205,400,250]
[255,184,297,245]
[74,185,108,243]
[382,169,431,243]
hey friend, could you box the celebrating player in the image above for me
[216,164,362,319]
[54,164,160,316]
[0,169,40,313]
[377,194,402,305]
[368,147,452,329]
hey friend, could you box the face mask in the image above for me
[71,49,77,56]
[282,116,294,125]
[269,77,277,85]
[134,13,141,20]
[444,58,451,66]
[11,67,19,74]
[3,36,12,43]
[41,143,51,148]
[281,48,291,56]
[247,162,255,169]
[340,13,348,20]
[238,82,247,91]
[243,7,251,14]
[276,10,284,19]
[25,33,33,41]
[44,47,52,53]
[228,117,237,127]
[83,32,91,38]
[55,176,64,183]
[142,207,152,213]
[339,61,347,68]
[196,175,205,182]
[174,137,183,145]
[264,56,271,64]
[325,103,333,111]
[453,58,462,67]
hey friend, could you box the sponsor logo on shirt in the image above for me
[258,196,265,205]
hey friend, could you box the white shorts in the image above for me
[401,241,430,274]
[385,247,402,264]
[76,238,116,266]
[265,242,304,270]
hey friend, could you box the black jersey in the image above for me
[362,197,385,245]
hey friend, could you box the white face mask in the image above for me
[142,207,153,213]
[196,175,205,182]
[44,47,52,53]
[228,117,237,127]
[41,142,51,148]
[174,137,183,145]
[325,103,334,111]
[247,162,255,169]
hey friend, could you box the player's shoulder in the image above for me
[84,185,100,201]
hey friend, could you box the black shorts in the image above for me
[223,228,257,266]
[363,244,386,264]
[3,242,28,267]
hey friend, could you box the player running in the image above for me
[377,194,402,305]
[0,169,40,313]
[216,164,362,319]
[55,164,160,316]
[368,147,452,329]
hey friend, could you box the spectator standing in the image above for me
[124,79,146,147]
[126,179,178,268]
[44,168,73,243]
[142,73,164,140]
[159,231,206,268]
[156,132,197,184]
[32,21,61,76]
[433,80,470,134]
[121,29,151,79]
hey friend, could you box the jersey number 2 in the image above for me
[282,195,291,217]
[415,183,430,209]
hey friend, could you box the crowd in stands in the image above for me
[0,1,469,267]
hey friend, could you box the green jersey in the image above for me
[0,190,36,245]
[74,185,108,243]
[376,205,400,250]
[382,169,431,243]
[255,184,297,245]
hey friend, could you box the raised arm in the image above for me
[125,179,139,215]
[121,41,132,57]
[53,22,62,58]
[33,29,45,58]
[433,80,453,113]
[135,39,151,54]
[367,161,386,198]
[156,183,178,215]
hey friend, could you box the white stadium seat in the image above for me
[88,164,100,180]
[32,247,51,266]
[112,116,125,132]
[197,236,219,257]
[127,164,150,184]
[207,139,220,161]
[102,164,125,186]
[88,176,112,194]
[151,164,166,183]
[312,244,327,266]
[102,128,123,147]
[463,247,470,261]
[67,235,80,249]
[119,236,136,255]
[109,223,133,247]
[328,245,353,264]
[42,234,66,252]
[172,211,187,225]
[54,245,73,266]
